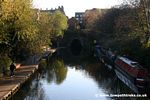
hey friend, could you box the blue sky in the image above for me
[32,0,122,18]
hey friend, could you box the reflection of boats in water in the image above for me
[115,69,139,93]
[115,56,149,93]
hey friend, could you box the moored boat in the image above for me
[115,56,148,90]
[94,45,116,70]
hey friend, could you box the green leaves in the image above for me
[0,0,37,61]
[51,11,68,37]
[0,0,68,62]
[50,59,68,84]
[0,0,36,45]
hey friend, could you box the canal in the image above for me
[10,49,148,100]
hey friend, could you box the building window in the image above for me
[76,14,79,17]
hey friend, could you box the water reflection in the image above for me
[24,80,46,100]
[38,59,68,85]
[10,75,47,100]
[81,60,146,98]
[40,58,109,100]
[11,49,149,99]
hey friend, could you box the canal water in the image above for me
[10,49,148,100]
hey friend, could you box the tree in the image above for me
[140,0,150,45]
[114,6,143,37]
[26,11,52,54]
[0,0,37,61]
[97,8,119,34]
[83,8,106,30]
[123,0,150,46]
[49,10,68,48]
[68,17,80,30]
[51,10,68,38]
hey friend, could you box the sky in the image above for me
[32,0,122,18]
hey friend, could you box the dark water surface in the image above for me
[10,49,148,100]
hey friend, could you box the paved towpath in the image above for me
[0,65,38,100]
[0,49,56,100]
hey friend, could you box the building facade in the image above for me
[34,6,66,21]
[43,6,65,14]
[75,12,84,24]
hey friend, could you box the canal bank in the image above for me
[0,65,38,100]
[0,49,55,100]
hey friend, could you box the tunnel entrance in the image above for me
[70,39,82,56]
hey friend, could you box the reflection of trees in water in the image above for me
[24,80,46,100]
[83,63,114,92]
[57,52,119,94]
[38,58,68,85]
[10,74,46,100]
[50,59,68,84]
[83,62,134,96]
[41,50,137,98]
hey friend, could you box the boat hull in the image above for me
[115,66,147,93]
[115,69,139,93]
[94,47,114,70]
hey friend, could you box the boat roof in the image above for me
[118,56,142,68]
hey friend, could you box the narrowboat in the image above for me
[114,56,148,92]
[94,45,116,69]
[94,45,106,62]
[103,49,116,69]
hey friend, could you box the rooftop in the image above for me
[119,57,142,68]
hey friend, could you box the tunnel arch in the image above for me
[70,38,83,56]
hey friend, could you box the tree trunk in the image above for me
[141,0,150,44]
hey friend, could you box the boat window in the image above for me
[131,62,142,68]
[131,62,138,65]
